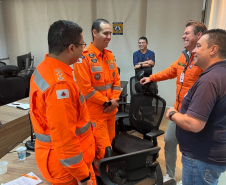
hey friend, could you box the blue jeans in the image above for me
[182,154,226,185]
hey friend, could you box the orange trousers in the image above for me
[91,115,116,176]
[51,163,96,185]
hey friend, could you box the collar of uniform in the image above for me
[87,42,107,57]
[44,54,73,77]
[200,60,226,77]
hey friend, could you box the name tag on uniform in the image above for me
[180,73,184,82]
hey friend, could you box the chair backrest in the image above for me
[117,67,120,75]
[99,147,164,185]
[0,61,6,67]
[130,76,137,97]
[129,91,166,134]
[0,66,27,105]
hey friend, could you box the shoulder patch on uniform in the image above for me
[91,59,97,63]
[76,58,82,63]
[89,53,95,58]
[56,89,69,99]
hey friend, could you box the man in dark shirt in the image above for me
[166,29,226,185]
[133,36,155,76]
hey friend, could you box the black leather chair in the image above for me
[0,65,27,105]
[99,147,176,185]
[112,77,165,155]
[0,61,6,67]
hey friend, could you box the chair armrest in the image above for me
[145,130,164,139]
[118,102,127,105]
[120,94,128,98]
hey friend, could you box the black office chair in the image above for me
[0,65,27,105]
[116,72,149,133]
[99,147,176,185]
[0,61,6,67]
[112,74,165,155]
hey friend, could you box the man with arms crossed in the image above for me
[73,19,121,184]
[133,36,155,76]
[166,29,226,185]
[30,20,95,185]
[140,21,207,183]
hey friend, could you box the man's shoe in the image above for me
[163,174,175,182]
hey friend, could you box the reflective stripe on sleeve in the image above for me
[84,90,96,99]
[91,66,103,72]
[35,133,51,142]
[109,64,115,69]
[33,70,50,92]
[112,86,121,91]
[60,152,83,167]
[92,122,96,128]
[93,160,99,166]
[93,84,112,91]
[76,121,91,135]
[79,94,85,104]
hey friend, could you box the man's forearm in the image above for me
[167,109,206,133]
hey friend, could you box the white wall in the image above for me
[2,0,203,107]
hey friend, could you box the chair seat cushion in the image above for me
[116,112,129,118]
[113,132,153,154]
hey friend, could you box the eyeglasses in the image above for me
[76,42,87,48]
[65,42,87,48]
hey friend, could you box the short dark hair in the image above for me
[91,18,109,40]
[203,29,226,59]
[186,20,207,35]
[139,36,148,43]
[48,20,83,55]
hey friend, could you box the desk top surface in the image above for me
[0,143,50,184]
[0,98,29,125]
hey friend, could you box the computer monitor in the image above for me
[17,52,32,72]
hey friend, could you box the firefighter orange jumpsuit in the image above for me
[73,42,121,176]
[149,51,203,111]
[30,55,96,185]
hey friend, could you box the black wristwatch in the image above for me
[140,64,143,68]
[103,100,112,107]
[169,111,176,121]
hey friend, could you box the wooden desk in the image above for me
[0,98,30,159]
[0,142,50,184]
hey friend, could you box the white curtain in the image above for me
[0,0,7,59]
[2,0,203,107]
[205,0,226,29]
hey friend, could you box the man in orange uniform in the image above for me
[30,20,96,185]
[140,21,207,183]
[73,18,121,183]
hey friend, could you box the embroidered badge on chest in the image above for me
[112,71,115,78]
[89,53,95,58]
[91,59,97,63]
[94,73,101,81]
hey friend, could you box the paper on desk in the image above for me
[7,102,30,110]
[2,172,42,185]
